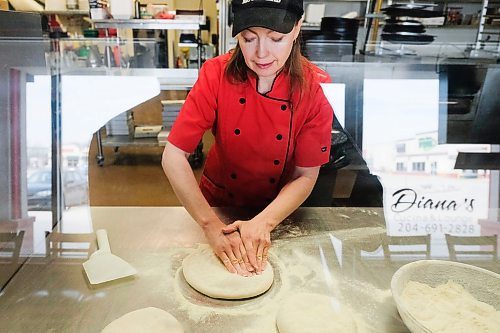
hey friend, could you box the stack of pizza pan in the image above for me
[381,3,443,45]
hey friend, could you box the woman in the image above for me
[162,0,333,276]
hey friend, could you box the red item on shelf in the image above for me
[154,12,175,19]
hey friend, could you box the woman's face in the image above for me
[236,23,301,80]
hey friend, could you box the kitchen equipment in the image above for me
[383,20,426,33]
[303,16,359,59]
[381,12,434,45]
[389,3,434,9]
[89,0,107,19]
[83,229,137,285]
[109,0,134,19]
[44,0,66,11]
[382,32,434,44]
[321,17,360,41]
[382,5,444,18]
[66,0,77,10]
[304,40,356,61]
[8,0,43,11]
[391,260,500,333]
[304,3,325,23]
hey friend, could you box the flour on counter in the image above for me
[401,280,500,333]
[276,293,358,333]
[170,241,376,333]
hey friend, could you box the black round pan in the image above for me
[390,3,434,9]
[382,7,444,18]
[383,23,426,33]
[385,18,424,26]
[382,33,435,44]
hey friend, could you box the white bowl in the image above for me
[391,260,500,333]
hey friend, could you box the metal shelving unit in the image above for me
[42,10,90,15]
[475,0,500,52]
[88,68,197,166]
[89,17,205,166]
[92,17,205,31]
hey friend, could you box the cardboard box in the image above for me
[134,125,163,138]
[304,4,325,24]
[0,0,9,10]
[157,130,170,145]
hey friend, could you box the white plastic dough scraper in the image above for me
[83,229,137,285]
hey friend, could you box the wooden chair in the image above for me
[382,235,431,262]
[0,231,25,290]
[445,234,498,262]
[0,231,25,263]
[45,231,96,263]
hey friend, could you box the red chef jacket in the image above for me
[168,52,333,207]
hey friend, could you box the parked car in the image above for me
[27,169,88,210]
[460,169,478,179]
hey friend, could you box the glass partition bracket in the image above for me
[9,68,22,220]
[218,0,229,55]
[50,38,63,228]
[197,29,202,70]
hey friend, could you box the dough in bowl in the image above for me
[401,280,500,332]
[101,307,184,333]
[276,293,358,333]
[182,245,274,299]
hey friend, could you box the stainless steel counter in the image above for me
[0,207,498,332]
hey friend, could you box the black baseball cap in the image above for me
[232,0,304,37]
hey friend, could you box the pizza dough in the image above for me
[276,293,358,333]
[101,307,184,333]
[182,245,274,299]
[401,280,500,333]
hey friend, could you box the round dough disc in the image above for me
[276,293,357,333]
[182,246,274,299]
[102,307,184,333]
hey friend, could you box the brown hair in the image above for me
[225,31,309,103]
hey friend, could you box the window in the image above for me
[412,162,425,172]
[396,143,406,153]
[396,162,406,171]
[430,161,437,175]
[67,156,79,168]
[418,137,435,150]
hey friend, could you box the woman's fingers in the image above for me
[228,253,247,276]
[255,235,271,273]
[227,232,252,276]
[218,248,249,276]
[221,223,239,234]
[256,241,265,273]
[242,238,258,271]
[239,243,255,273]
[262,245,270,270]
[218,252,237,274]
[218,220,273,275]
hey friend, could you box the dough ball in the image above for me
[102,307,184,333]
[276,293,358,333]
[182,245,274,299]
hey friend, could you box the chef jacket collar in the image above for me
[248,69,291,102]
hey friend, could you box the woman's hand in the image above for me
[222,218,273,274]
[202,222,255,276]
[162,143,254,277]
